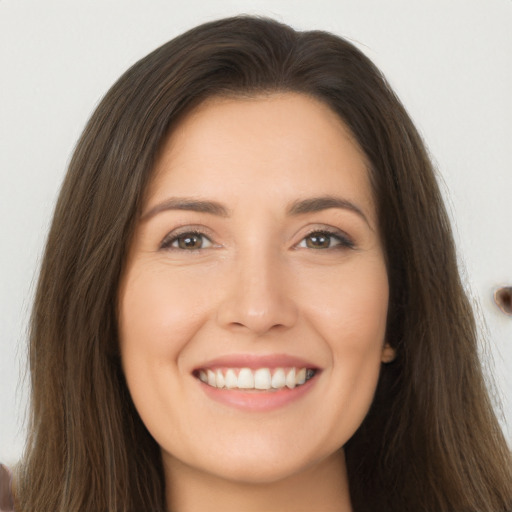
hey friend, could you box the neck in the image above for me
[164,449,352,512]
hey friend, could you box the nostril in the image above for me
[494,286,512,316]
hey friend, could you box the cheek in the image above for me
[119,265,204,357]
[304,258,389,437]
[117,265,206,413]
[307,255,389,348]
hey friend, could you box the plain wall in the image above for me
[1,0,511,464]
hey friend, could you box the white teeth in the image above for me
[225,369,238,389]
[216,369,225,388]
[286,368,296,389]
[238,368,254,389]
[254,368,272,390]
[197,367,315,390]
[296,367,306,385]
[271,368,286,389]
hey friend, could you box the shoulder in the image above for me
[0,464,15,512]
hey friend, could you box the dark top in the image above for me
[0,464,14,512]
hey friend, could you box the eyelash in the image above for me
[297,229,355,250]
[159,228,355,252]
[160,229,214,251]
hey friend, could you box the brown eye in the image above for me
[177,234,203,249]
[306,233,332,249]
[161,231,213,250]
[299,230,354,250]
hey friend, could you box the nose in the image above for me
[216,246,298,336]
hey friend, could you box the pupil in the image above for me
[308,233,329,248]
[180,235,201,249]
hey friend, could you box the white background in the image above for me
[1,0,511,464]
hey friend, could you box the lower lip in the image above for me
[197,375,318,412]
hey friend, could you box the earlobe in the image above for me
[381,343,396,363]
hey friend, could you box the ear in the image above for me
[381,342,396,363]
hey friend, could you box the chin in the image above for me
[197,456,318,485]
[165,433,341,486]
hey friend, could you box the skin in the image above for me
[118,93,395,512]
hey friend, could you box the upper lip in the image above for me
[193,353,320,371]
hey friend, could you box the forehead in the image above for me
[147,93,375,219]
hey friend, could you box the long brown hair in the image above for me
[16,16,512,512]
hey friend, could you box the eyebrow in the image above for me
[286,196,371,228]
[141,197,230,220]
[141,194,371,228]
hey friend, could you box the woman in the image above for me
[7,15,512,512]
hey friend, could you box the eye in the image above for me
[297,230,354,250]
[161,231,214,250]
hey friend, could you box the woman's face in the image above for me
[118,93,393,484]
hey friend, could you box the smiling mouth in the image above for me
[193,367,317,391]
